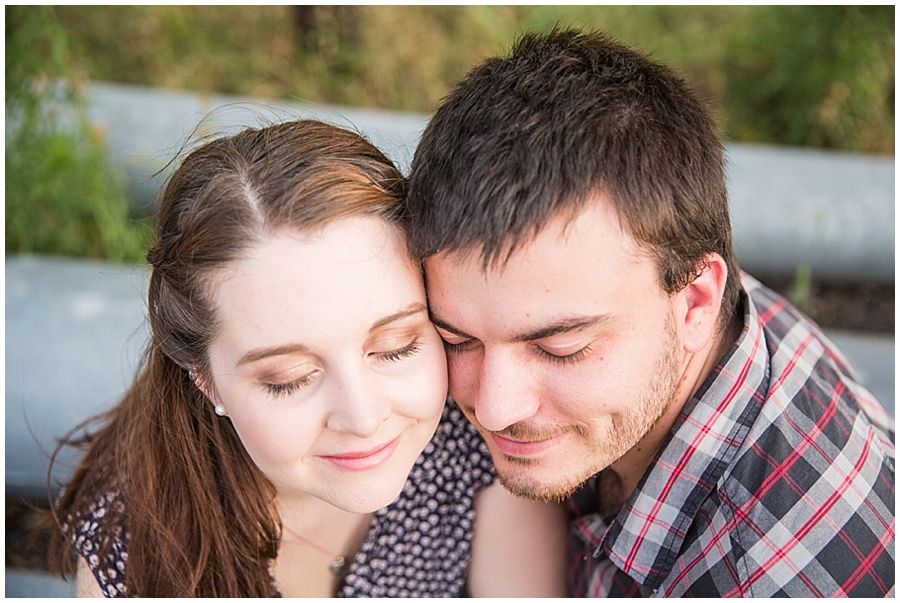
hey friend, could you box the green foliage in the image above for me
[3,6,894,263]
[48,5,894,154]
[5,6,152,263]
[724,6,894,153]
[5,103,153,262]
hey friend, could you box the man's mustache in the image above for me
[458,403,586,440]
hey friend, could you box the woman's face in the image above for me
[205,216,447,514]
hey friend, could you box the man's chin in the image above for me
[494,460,589,503]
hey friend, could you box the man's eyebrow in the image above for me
[512,315,611,342]
[429,313,609,343]
[429,314,471,339]
[238,303,427,366]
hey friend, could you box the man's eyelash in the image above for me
[441,338,477,355]
[535,345,592,365]
[443,341,462,355]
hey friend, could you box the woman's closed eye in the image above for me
[257,358,321,398]
[372,338,422,362]
[263,370,321,398]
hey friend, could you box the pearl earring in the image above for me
[214,404,227,417]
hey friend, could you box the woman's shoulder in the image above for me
[64,487,129,597]
[430,400,491,452]
[409,400,495,490]
[340,401,493,596]
[64,486,126,542]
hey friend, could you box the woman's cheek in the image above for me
[229,399,319,466]
[410,347,449,420]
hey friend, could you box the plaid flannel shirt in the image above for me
[569,274,895,597]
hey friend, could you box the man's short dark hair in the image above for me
[407,28,741,326]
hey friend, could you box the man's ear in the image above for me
[681,253,728,354]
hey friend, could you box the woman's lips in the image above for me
[320,436,401,471]
[489,432,566,458]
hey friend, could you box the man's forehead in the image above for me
[423,200,640,278]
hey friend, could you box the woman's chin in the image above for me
[326,480,407,514]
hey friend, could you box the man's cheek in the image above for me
[447,358,475,399]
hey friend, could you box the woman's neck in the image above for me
[274,493,374,597]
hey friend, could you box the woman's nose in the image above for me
[325,365,390,438]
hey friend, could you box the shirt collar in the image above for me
[597,281,772,587]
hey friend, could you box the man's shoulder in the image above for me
[742,274,823,346]
[742,274,892,426]
[716,408,895,596]
[705,277,895,596]
[574,276,894,596]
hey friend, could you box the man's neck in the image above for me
[602,313,743,512]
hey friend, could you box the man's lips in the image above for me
[489,431,566,457]
[320,436,401,471]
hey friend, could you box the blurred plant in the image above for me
[787,206,829,315]
[4,6,893,265]
[5,6,152,263]
[724,5,894,153]
[47,5,894,155]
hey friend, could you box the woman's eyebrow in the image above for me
[236,305,427,367]
[369,303,428,332]
[238,343,310,366]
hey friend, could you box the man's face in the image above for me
[424,199,688,502]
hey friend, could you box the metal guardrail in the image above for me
[82,81,894,283]
[6,256,149,498]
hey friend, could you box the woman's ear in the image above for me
[189,369,210,398]
[189,369,227,416]
[680,253,728,354]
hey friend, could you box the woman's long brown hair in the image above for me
[47,120,407,596]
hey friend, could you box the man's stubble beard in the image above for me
[489,316,683,503]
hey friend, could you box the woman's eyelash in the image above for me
[378,339,422,362]
[264,373,316,398]
[261,340,421,398]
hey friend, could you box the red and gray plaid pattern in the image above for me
[569,275,895,597]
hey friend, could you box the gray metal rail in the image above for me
[82,81,894,283]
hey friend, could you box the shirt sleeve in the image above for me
[444,398,497,493]
[63,489,129,597]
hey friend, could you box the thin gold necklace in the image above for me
[281,523,348,576]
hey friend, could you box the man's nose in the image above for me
[471,348,541,432]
